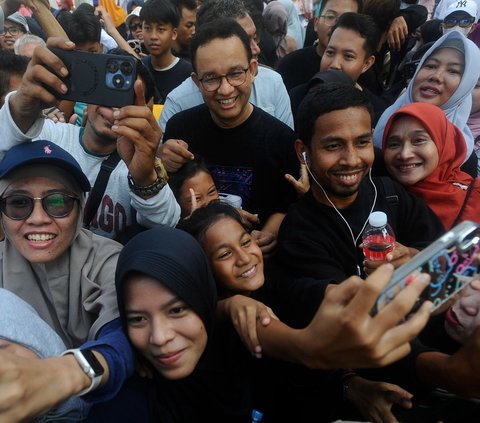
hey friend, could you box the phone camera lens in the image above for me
[120,61,134,75]
[106,59,119,73]
[113,74,125,88]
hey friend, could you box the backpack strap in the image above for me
[83,150,121,228]
[379,176,399,209]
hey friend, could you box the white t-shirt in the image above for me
[0,92,180,239]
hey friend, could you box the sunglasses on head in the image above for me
[0,192,79,220]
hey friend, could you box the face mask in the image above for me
[442,25,472,36]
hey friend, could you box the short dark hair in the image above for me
[0,50,28,101]
[330,12,380,57]
[107,47,156,103]
[190,18,252,73]
[57,4,101,45]
[196,0,249,29]
[168,156,213,202]
[140,0,180,27]
[362,0,400,33]
[318,0,363,16]
[177,201,245,245]
[296,82,373,147]
[170,0,197,13]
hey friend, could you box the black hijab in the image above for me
[115,226,217,337]
[115,227,254,423]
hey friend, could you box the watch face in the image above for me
[81,349,105,375]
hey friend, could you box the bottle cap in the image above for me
[368,211,387,228]
[251,409,264,422]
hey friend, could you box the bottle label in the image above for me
[363,234,395,261]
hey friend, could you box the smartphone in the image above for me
[49,48,137,108]
[373,220,480,316]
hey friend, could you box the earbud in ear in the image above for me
[302,151,307,163]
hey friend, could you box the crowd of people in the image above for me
[1,0,480,422]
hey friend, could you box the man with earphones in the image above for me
[275,82,445,282]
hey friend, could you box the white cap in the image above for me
[5,12,29,33]
[369,211,387,227]
[445,0,478,21]
[126,6,142,27]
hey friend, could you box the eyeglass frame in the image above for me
[197,67,250,92]
[442,16,475,28]
[319,13,340,27]
[0,192,80,220]
[0,26,26,36]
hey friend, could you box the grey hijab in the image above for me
[0,165,121,347]
[373,31,480,161]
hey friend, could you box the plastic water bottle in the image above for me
[251,409,264,423]
[362,211,395,261]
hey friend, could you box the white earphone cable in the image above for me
[303,155,377,275]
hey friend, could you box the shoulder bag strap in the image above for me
[83,150,121,228]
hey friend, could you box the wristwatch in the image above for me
[61,348,105,396]
[128,157,169,197]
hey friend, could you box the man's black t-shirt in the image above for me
[164,104,299,223]
[275,177,446,281]
[275,45,321,91]
[143,56,192,104]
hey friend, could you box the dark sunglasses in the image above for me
[129,23,142,31]
[0,192,79,220]
[443,17,475,28]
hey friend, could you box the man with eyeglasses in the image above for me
[276,0,361,91]
[161,17,299,254]
[441,0,478,36]
[158,0,294,133]
[1,11,28,51]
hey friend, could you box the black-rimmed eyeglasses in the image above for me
[1,26,26,36]
[198,68,249,92]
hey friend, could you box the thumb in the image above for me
[385,388,413,409]
[134,79,147,107]
[189,188,198,214]
[68,113,78,125]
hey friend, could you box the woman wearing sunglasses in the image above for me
[0,141,134,422]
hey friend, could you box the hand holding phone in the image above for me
[48,48,137,108]
[373,221,480,316]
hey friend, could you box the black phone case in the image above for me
[49,48,136,108]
